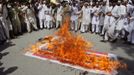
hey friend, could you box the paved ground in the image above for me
[0,29,134,75]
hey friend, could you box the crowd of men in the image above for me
[0,0,134,45]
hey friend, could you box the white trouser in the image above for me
[46,20,52,29]
[71,20,78,31]
[104,32,109,41]
[56,20,62,28]
[80,24,88,32]
[128,30,134,44]
[26,18,38,32]
[102,15,111,35]
[92,16,99,33]
[92,24,99,33]
[26,19,31,32]
[39,18,45,29]
[26,19,38,32]
[101,24,109,35]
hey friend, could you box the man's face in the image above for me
[43,1,46,4]
[84,4,88,7]
[73,3,75,7]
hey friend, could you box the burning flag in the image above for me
[26,17,126,75]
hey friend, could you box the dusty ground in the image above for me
[0,29,134,75]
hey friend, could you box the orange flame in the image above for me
[29,17,126,73]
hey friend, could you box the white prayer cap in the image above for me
[118,0,121,3]
[51,0,59,5]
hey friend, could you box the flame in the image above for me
[29,17,126,73]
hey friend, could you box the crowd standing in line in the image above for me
[0,0,134,45]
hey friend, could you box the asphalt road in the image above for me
[0,29,134,75]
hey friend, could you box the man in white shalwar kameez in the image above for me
[45,4,53,29]
[70,3,79,32]
[37,1,46,29]
[106,3,120,42]
[113,2,127,40]
[101,3,113,36]
[127,1,134,44]
[101,2,119,42]
[56,4,63,29]
[91,4,100,34]
[80,3,91,33]
[24,3,38,32]
[99,2,106,34]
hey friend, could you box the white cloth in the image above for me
[24,6,37,32]
[116,5,127,31]
[56,6,63,28]
[91,6,100,25]
[111,5,120,18]
[38,4,46,20]
[127,4,134,43]
[56,6,63,21]
[45,6,53,28]
[81,6,91,25]
[105,6,113,14]
[38,4,47,28]
[80,6,91,32]
[102,5,118,40]
[71,6,79,31]
[99,5,105,26]
[45,6,52,21]
[91,6,100,33]
[71,6,79,21]
[107,5,120,37]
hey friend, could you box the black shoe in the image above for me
[75,30,77,32]
[100,40,107,42]
[18,33,23,35]
[123,41,130,44]
[90,32,94,34]
[34,29,38,31]
[80,31,85,33]
[40,28,43,30]
[95,32,98,34]
[110,39,117,43]
[100,34,104,36]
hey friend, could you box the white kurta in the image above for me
[38,4,46,20]
[116,5,127,31]
[91,6,100,25]
[104,6,113,26]
[71,6,79,31]
[80,6,91,32]
[127,4,134,43]
[87,7,92,24]
[45,6,52,21]
[81,6,91,25]
[25,7,38,32]
[91,6,100,33]
[45,6,53,28]
[71,6,79,21]
[56,6,63,21]
[56,6,63,28]
[38,3,47,28]
[99,5,105,26]
[107,5,119,38]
